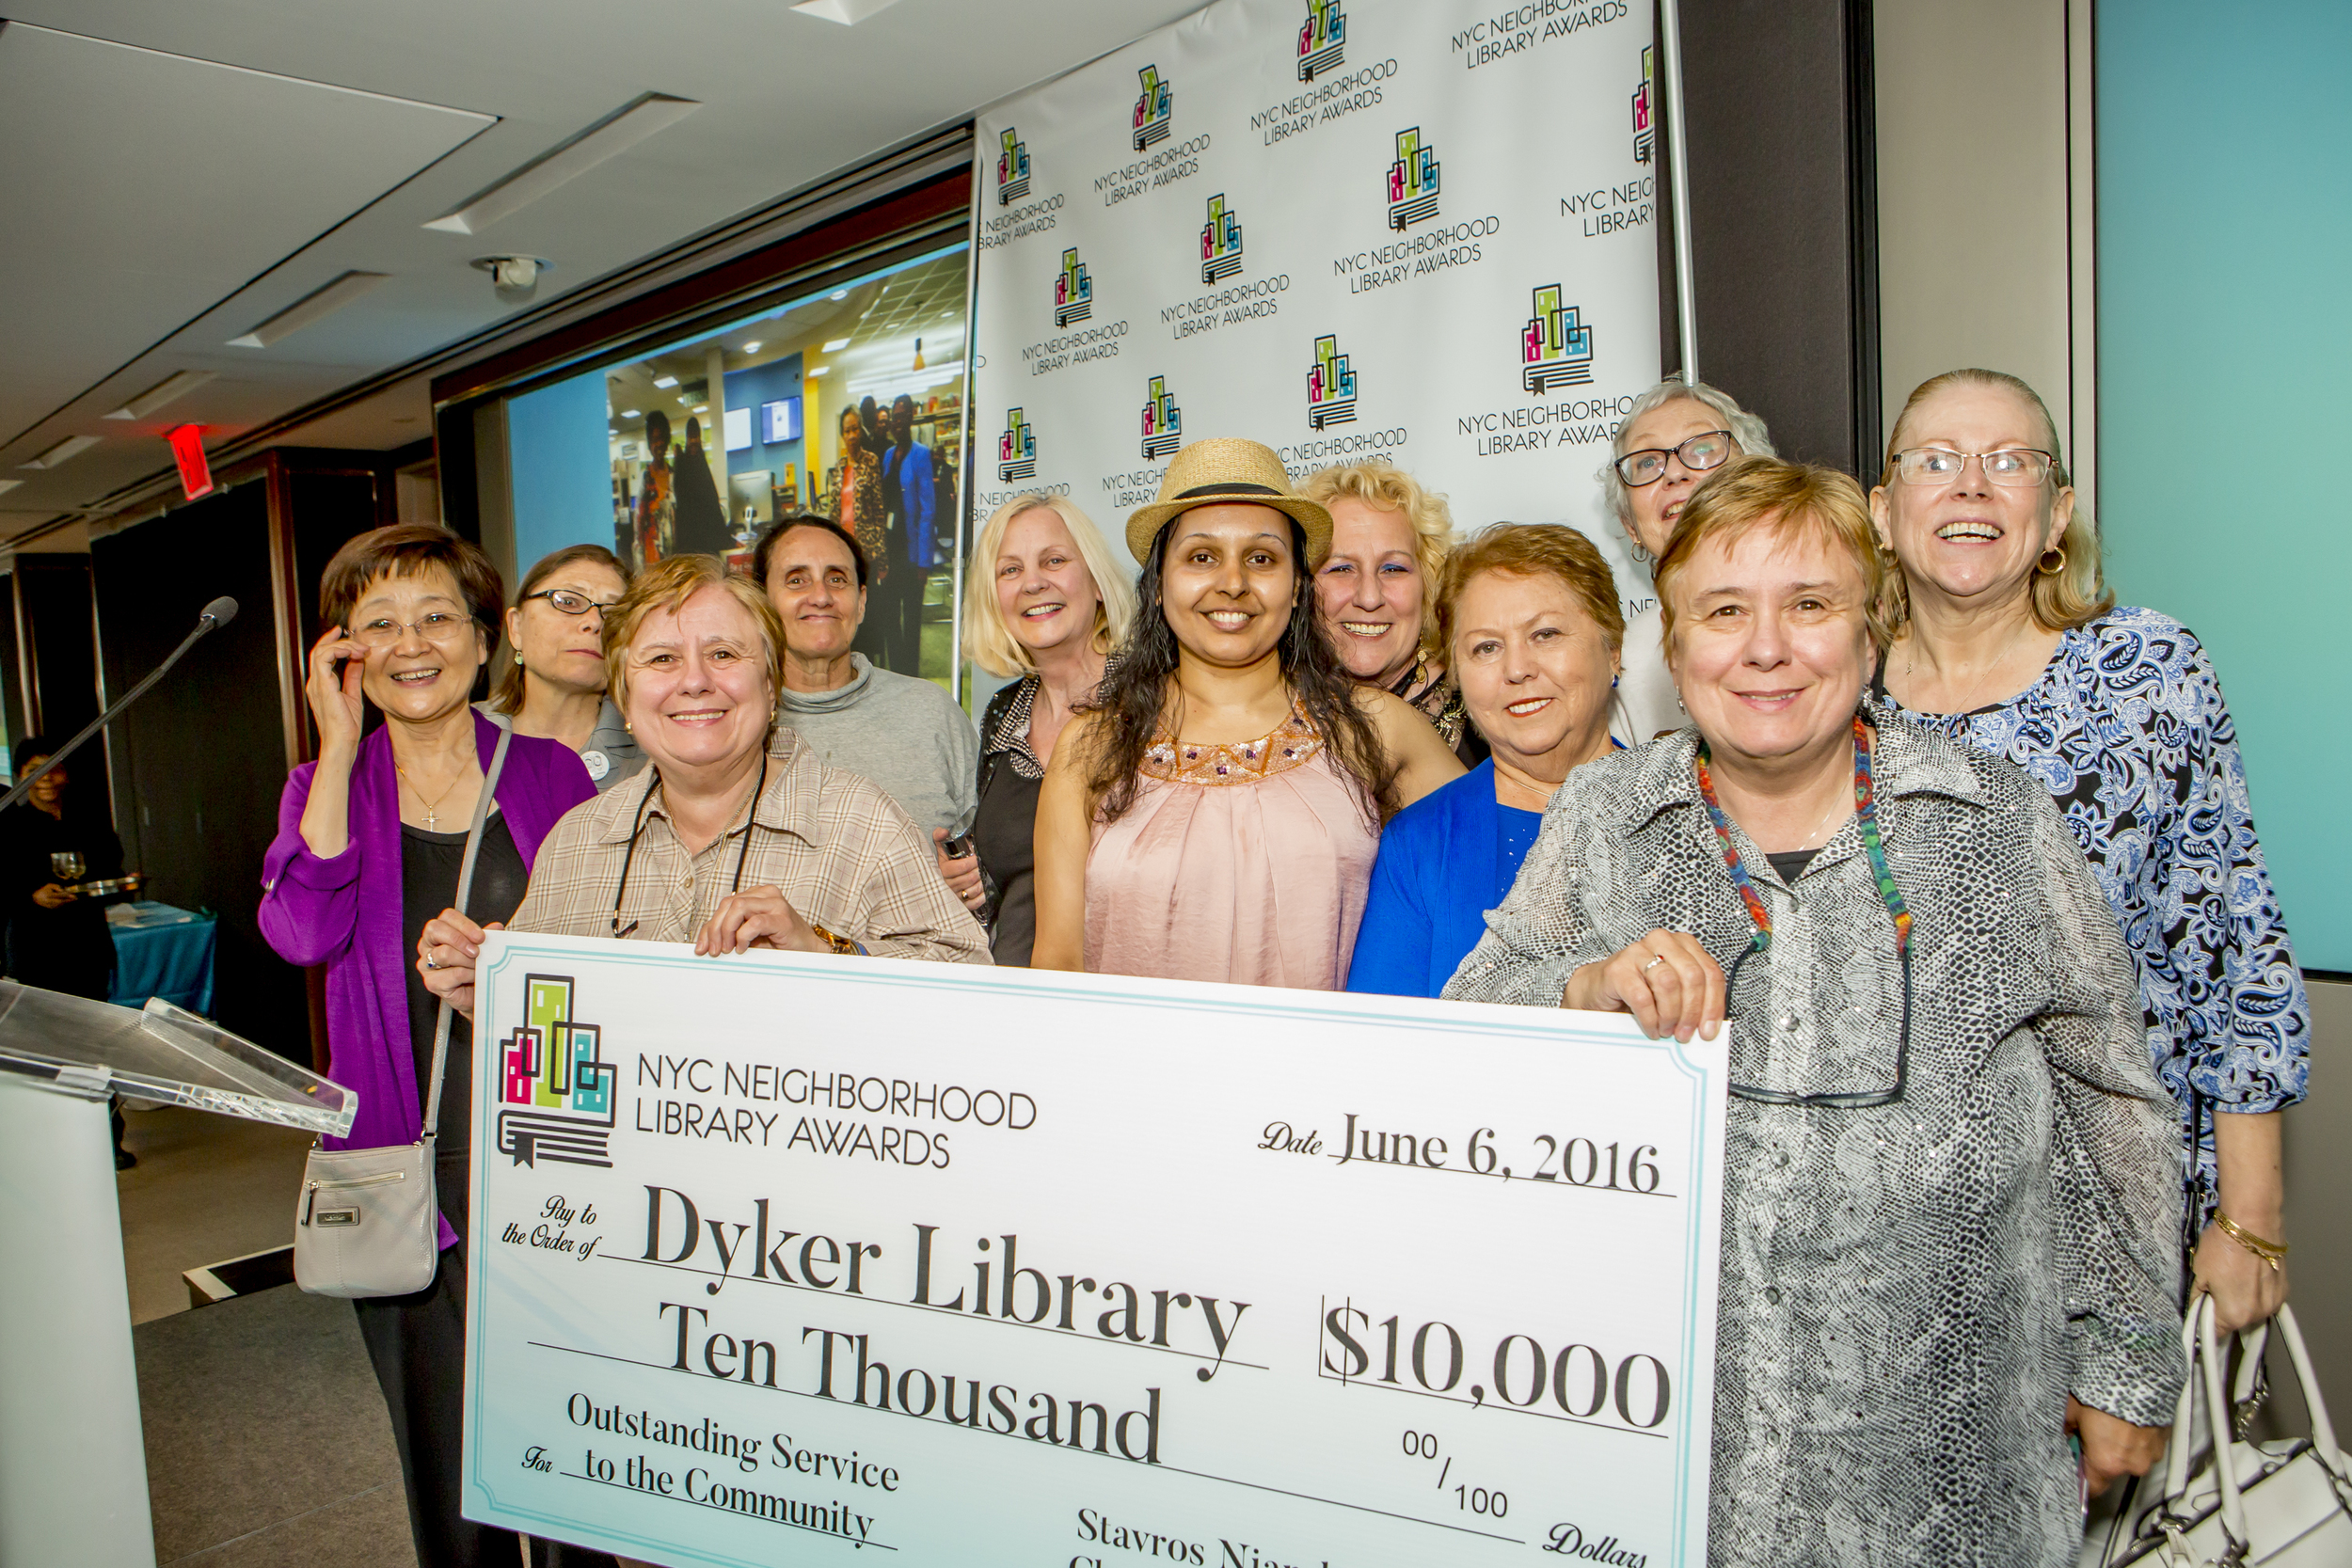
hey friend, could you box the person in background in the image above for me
[486,544,641,791]
[1870,367,2307,1334]
[957,494,1137,964]
[1599,378,1778,742]
[669,414,733,555]
[867,392,937,674]
[754,515,978,841]
[1349,526,1623,998]
[0,737,131,1164]
[633,408,675,570]
[829,404,887,647]
[1304,459,1484,765]
[417,552,987,995]
[1031,439,1461,989]
[257,524,596,1568]
[1447,458,2181,1562]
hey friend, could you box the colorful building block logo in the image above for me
[1388,128,1439,230]
[1134,65,1173,151]
[1200,194,1245,285]
[1142,376,1183,461]
[495,974,617,1168]
[1000,408,1037,483]
[1521,286,1597,393]
[1308,335,1359,430]
[1297,0,1347,81]
[1054,247,1093,327]
[997,127,1031,205]
[1633,47,1655,164]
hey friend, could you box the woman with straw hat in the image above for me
[1030,438,1463,990]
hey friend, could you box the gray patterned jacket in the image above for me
[1444,705,2185,1568]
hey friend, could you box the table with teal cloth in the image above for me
[106,900,215,1014]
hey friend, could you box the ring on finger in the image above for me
[422,951,440,971]
[1641,953,1667,972]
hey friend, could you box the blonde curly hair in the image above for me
[1300,459,1456,654]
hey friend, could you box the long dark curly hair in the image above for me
[1083,516,1400,827]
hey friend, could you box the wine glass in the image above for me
[51,850,86,886]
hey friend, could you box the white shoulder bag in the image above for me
[2082,1296,2352,1566]
[294,727,512,1299]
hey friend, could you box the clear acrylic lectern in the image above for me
[0,980,353,1568]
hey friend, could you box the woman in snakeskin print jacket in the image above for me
[1447,458,2185,1568]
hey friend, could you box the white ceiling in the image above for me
[0,0,1200,542]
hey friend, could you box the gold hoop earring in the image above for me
[2036,546,2067,577]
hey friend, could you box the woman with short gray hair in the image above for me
[1597,378,1776,742]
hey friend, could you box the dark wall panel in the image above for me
[92,480,308,1058]
[15,554,103,747]
[1674,0,1880,473]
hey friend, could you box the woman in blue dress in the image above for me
[1869,367,2307,1335]
[1348,524,1624,997]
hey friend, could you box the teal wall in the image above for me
[506,371,614,574]
[2100,3,2352,971]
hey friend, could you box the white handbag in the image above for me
[2082,1297,2352,1565]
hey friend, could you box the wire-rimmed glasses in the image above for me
[348,611,476,650]
[1889,447,2055,488]
[1723,940,1912,1110]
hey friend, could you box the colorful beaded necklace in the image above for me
[1692,714,1912,959]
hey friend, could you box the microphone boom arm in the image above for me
[0,605,232,816]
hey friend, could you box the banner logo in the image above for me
[1296,0,1347,81]
[1521,286,1597,392]
[997,127,1032,205]
[1308,335,1359,430]
[1633,47,1655,164]
[1054,247,1094,327]
[497,974,617,1168]
[1134,65,1174,150]
[1141,376,1183,460]
[1000,408,1038,482]
[1387,127,1440,230]
[1200,194,1246,285]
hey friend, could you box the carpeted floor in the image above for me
[134,1282,417,1567]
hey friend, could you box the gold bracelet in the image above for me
[807,922,863,957]
[2214,1211,2288,1271]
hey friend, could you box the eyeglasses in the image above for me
[1614,430,1735,487]
[349,611,476,650]
[1724,941,1911,1110]
[522,588,622,618]
[1890,447,2055,488]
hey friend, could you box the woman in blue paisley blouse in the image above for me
[1869,367,2308,1334]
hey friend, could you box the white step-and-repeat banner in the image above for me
[972,0,1664,615]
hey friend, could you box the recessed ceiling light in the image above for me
[18,435,100,470]
[829,291,847,301]
[742,341,763,354]
[621,408,642,418]
[0,480,21,497]
[653,375,679,388]
[230,272,389,349]
[791,0,906,22]
[822,339,850,353]
[104,370,217,422]
[806,366,829,377]
[693,404,708,413]
[424,93,700,234]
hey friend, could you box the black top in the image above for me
[1764,847,1822,885]
[973,761,1042,967]
[401,813,529,1159]
[670,451,734,554]
[0,802,123,1001]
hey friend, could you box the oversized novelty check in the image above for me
[462,932,1726,1567]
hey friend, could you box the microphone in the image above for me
[0,591,243,815]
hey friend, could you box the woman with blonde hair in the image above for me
[956,494,1137,964]
[1870,366,2307,1335]
[1303,458,1483,763]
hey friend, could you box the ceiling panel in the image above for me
[0,22,490,451]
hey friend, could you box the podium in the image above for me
[0,981,353,1568]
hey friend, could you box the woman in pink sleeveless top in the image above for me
[1031,439,1462,990]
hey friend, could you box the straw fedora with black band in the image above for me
[1124,438,1333,563]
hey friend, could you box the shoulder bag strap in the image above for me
[421,725,513,1140]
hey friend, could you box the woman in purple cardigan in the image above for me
[260,524,596,1568]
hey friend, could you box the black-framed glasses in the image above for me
[1724,941,1912,1109]
[523,588,622,618]
[1890,447,2055,488]
[1614,430,1734,487]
